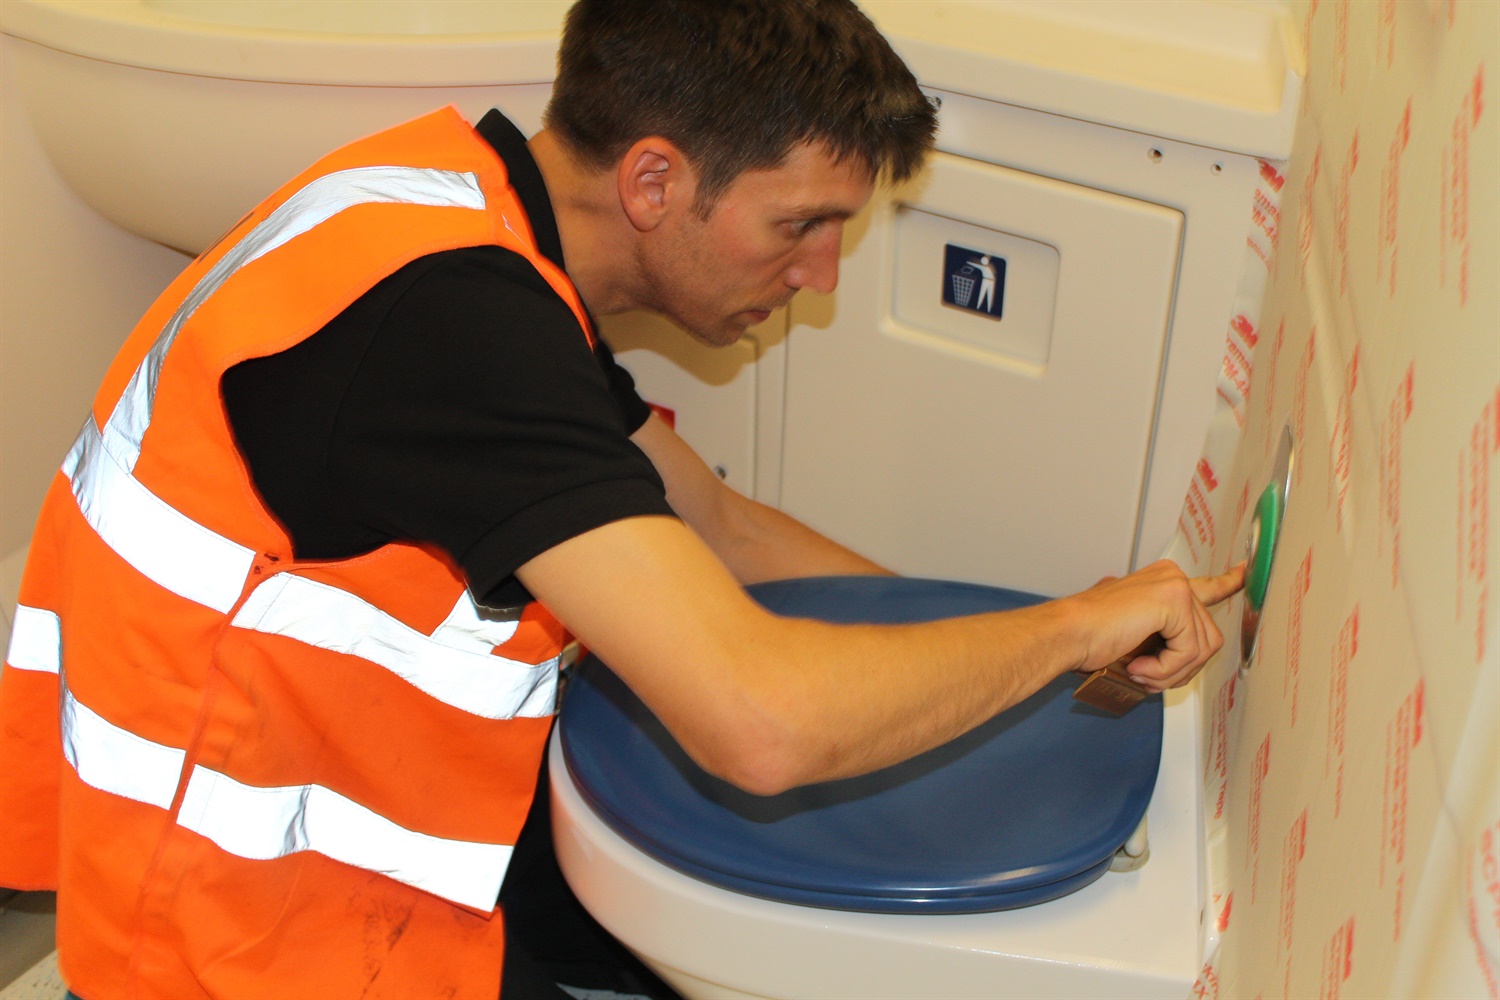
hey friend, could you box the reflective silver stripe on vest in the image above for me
[431,593,523,651]
[102,166,487,472]
[46,163,515,910]
[61,165,486,612]
[61,683,511,909]
[234,574,559,719]
[62,686,185,809]
[63,417,255,614]
[6,605,62,674]
[178,765,511,910]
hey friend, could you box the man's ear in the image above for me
[618,137,695,233]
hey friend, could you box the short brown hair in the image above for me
[544,0,937,210]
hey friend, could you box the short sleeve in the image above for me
[221,105,678,610]
[595,337,654,435]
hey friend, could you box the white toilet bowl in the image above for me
[549,578,1212,1000]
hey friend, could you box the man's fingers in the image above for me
[1190,561,1246,607]
[1127,575,1230,690]
[1164,604,1224,688]
[1132,618,1208,689]
[1072,559,1240,690]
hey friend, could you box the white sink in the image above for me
[142,0,568,35]
[0,0,573,253]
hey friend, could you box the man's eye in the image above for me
[790,218,824,237]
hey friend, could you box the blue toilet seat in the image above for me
[559,575,1163,914]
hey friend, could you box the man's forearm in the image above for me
[704,491,894,583]
[519,514,1242,795]
[630,411,891,583]
[522,514,1069,792]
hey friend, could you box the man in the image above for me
[0,1,1241,997]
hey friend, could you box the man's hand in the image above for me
[523,508,1246,793]
[1062,560,1245,693]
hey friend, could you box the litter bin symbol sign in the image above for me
[941,243,1005,320]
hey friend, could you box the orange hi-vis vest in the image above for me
[0,107,595,998]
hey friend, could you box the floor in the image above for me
[0,953,64,1000]
[0,893,59,1000]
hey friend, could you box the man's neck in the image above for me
[527,129,641,317]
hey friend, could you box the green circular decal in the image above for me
[1246,483,1283,610]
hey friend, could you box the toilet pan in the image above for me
[550,576,1208,999]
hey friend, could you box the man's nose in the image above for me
[785,226,843,295]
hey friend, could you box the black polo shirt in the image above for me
[222,110,674,608]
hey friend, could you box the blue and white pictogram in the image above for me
[941,244,1005,320]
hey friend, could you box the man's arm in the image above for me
[629,412,892,582]
[517,511,1242,796]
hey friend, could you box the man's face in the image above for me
[639,143,875,347]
